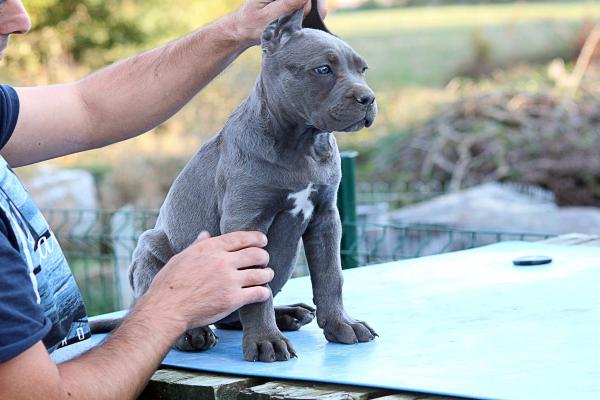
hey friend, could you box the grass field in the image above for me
[331,2,598,36]
[328,2,599,87]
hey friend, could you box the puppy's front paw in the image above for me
[175,326,218,351]
[243,331,297,362]
[321,315,378,344]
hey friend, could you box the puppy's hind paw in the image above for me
[214,303,315,332]
[275,303,316,331]
[243,331,297,362]
[175,326,219,352]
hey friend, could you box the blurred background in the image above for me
[4,0,600,314]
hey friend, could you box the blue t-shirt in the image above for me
[0,84,91,363]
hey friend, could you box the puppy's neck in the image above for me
[252,77,327,147]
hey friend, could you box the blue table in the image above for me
[91,238,600,400]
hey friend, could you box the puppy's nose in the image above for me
[354,90,375,106]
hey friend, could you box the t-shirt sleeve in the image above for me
[0,84,20,151]
[0,214,51,363]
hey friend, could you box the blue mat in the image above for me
[90,242,600,400]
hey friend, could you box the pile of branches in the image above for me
[377,91,600,206]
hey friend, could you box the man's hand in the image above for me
[139,230,273,332]
[233,0,328,46]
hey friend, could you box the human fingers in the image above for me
[262,0,308,21]
[194,230,211,243]
[200,231,267,252]
[229,247,270,269]
[317,0,328,18]
[239,267,275,288]
[302,0,327,17]
[240,285,272,305]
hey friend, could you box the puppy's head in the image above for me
[260,9,376,133]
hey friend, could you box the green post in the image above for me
[337,151,359,269]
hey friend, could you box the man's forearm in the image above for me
[78,13,249,150]
[3,13,250,167]
[58,295,185,400]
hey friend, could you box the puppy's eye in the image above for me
[314,65,332,75]
[361,66,369,74]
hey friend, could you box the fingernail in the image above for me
[197,231,210,240]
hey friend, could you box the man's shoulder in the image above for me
[0,204,18,249]
[0,84,19,150]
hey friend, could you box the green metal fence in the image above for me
[42,207,555,316]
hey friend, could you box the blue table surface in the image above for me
[91,241,600,400]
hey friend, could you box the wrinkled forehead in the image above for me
[277,29,367,69]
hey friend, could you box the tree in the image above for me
[3,0,243,84]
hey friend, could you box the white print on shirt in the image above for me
[10,217,41,304]
[37,234,55,260]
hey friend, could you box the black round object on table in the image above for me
[512,255,553,266]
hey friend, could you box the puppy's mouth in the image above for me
[339,114,374,132]
[327,101,377,132]
[341,120,365,132]
[314,104,376,133]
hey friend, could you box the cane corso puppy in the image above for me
[128,6,378,362]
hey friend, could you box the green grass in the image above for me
[329,2,598,37]
[68,254,119,316]
[325,2,599,88]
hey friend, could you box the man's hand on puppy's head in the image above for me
[140,230,273,334]
[232,0,328,46]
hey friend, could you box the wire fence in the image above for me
[356,181,442,207]
[42,208,555,316]
[43,208,158,316]
[340,221,554,266]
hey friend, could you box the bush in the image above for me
[370,89,600,206]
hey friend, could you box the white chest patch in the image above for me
[287,183,318,222]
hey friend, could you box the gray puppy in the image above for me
[128,8,377,362]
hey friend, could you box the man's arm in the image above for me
[2,0,326,167]
[0,307,181,400]
[0,231,274,400]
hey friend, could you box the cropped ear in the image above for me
[261,8,304,53]
[302,0,331,34]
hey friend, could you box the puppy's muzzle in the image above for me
[362,99,377,128]
[351,86,376,127]
[351,85,376,106]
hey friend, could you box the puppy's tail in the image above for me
[89,316,125,333]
